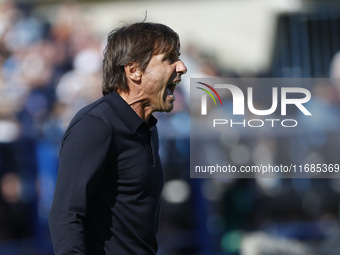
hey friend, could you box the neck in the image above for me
[118,91,153,122]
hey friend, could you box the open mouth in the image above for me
[165,81,180,100]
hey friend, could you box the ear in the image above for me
[124,63,142,82]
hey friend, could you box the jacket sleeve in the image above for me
[49,114,112,255]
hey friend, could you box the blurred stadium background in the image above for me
[1,0,340,254]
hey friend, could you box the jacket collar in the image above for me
[104,91,157,134]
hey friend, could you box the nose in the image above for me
[176,59,187,75]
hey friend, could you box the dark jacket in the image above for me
[49,91,164,255]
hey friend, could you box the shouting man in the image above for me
[49,22,187,255]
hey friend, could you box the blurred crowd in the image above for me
[1,1,340,255]
[0,0,104,244]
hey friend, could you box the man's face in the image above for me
[141,52,187,113]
